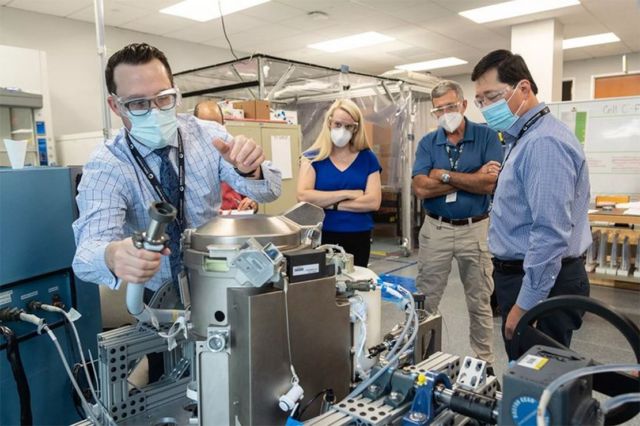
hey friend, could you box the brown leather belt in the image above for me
[426,211,489,226]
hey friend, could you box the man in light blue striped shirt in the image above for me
[72,43,281,293]
[472,50,591,360]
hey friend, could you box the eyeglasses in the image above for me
[430,101,462,116]
[330,119,358,132]
[473,86,512,109]
[114,88,180,116]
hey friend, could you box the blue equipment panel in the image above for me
[0,167,102,426]
[0,167,76,285]
[0,270,74,344]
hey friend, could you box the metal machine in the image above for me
[69,203,639,426]
[75,202,436,426]
[0,167,102,425]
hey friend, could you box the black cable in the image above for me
[218,1,239,60]
[0,325,33,426]
[296,388,332,420]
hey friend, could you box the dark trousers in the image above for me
[493,258,590,360]
[321,230,372,267]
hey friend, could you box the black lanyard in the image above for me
[445,143,464,171]
[499,106,550,171]
[126,130,185,227]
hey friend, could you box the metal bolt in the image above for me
[409,412,427,422]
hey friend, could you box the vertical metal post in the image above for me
[93,0,112,140]
[400,86,414,256]
[257,56,265,99]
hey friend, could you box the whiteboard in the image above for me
[548,96,640,197]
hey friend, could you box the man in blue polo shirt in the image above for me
[412,80,503,366]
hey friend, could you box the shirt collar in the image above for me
[435,117,474,146]
[504,102,547,139]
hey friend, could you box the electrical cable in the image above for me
[33,303,116,424]
[43,325,100,425]
[296,388,331,420]
[537,364,640,426]
[0,325,32,426]
[282,274,300,385]
[217,0,239,61]
[60,310,116,424]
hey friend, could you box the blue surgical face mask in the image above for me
[480,83,524,132]
[127,107,178,149]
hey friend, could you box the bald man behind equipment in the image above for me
[195,100,225,125]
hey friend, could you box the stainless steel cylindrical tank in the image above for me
[183,203,324,337]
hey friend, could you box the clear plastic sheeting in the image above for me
[173,54,440,253]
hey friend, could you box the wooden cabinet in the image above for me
[225,121,301,215]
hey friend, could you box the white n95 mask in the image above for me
[438,112,464,133]
[330,127,352,147]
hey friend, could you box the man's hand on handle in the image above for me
[105,237,169,284]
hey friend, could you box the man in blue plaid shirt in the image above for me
[72,43,281,293]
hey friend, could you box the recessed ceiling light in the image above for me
[160,0,270,22]
[308,32,394,53]
[459,0,580,24]
[395,57,467,72]
[563,32,620,49]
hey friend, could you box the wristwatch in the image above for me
[234,167,257,177]
[441,173,451,184]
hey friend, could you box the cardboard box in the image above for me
[363,122,393,156]
[233,100,271,120]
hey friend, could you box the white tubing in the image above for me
[537,364,640,426]
[44,326,100,425]
[125,283,183,328]
[602,393,640,415]
[346,284,418,399]
[126,283,145,316]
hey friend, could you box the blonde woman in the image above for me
[297,99,382,266]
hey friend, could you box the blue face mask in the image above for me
[480,83,524,132]
[127,107,178,149]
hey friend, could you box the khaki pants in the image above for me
[416,215,495,364]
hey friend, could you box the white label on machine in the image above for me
[518,354,549,370]
[20,290,38,300]
[292,263,320,276]
[67,307,82,322]
[0,290,13,306]
[48,286,59,293]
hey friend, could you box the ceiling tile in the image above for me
[5,0,90,16]
[118,13,193,36]
[361,1,452,25]
[163,21,226,44]
[562,49,593,62]
[239,1,306,23]
[67,3,151,27]
[3,0,639,79]
[273,0,345,12]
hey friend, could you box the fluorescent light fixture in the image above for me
[460,0,580,24]
[563,32,620,49]
[395,57,467,72]
[160,0,270,22]
[308,32,394,53]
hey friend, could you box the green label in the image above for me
[575,111,587,145]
